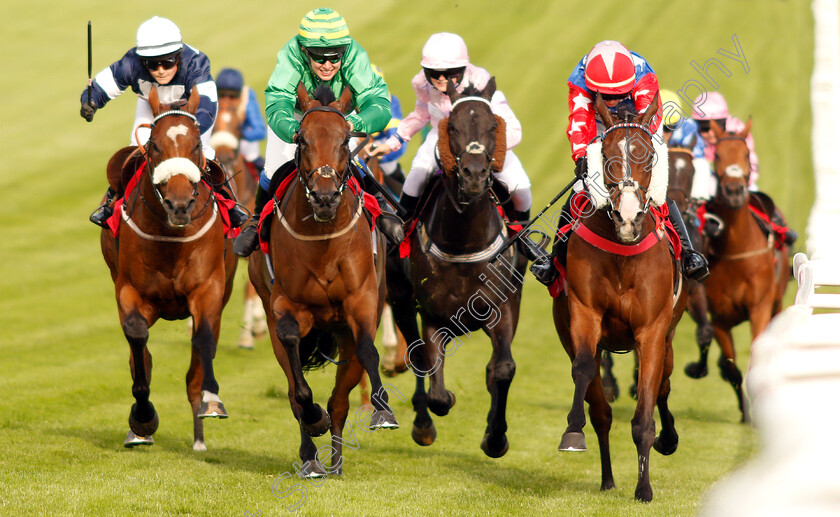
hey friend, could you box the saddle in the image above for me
[698,191,791,248]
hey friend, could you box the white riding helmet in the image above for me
[136,16,183,57]
[420,33,470,69]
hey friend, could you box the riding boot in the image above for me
[206,162,249,228]
[233,185,271,257]
[510,209,544,263]
[667,198,710,282]
[772,209,798,246]
[399,193,419,221]
[530,196,574,286]
[90,186,116,228]
[373,191,405,246]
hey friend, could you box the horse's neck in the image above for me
[425,190,502,251]
[710,200,764,249]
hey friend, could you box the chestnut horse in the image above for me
[387,79,527,458]
[700,120,790,421]
[100,86,237,450]
[209,94,267,350]
[248,84,397,477]
[552,95,687,502]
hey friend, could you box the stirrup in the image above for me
[376,212,405,245]
[227,204,249,228]
[233,224,259,257]
[703,213,725,238]
[683,251,710,282]
[529,255,558,286]
[90,205,113,228]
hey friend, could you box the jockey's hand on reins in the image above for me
[574,157,587,179]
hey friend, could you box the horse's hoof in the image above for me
[480,433,509,458]
[558,431,587,452]
[653,433,679,456]
[298,460,328,479]
[123,430,154,448]
[369,410,399,430]
[301,404,331,437]
[411,423,437,446]
[684,362,708,379]
[192,440,207,452]
[428,390,456,417]
[128,403,159,437]
[635,484,653,503]
[198,400,229,419]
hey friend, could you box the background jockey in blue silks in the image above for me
[215,68,268,178]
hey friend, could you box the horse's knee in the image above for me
[571,353,597,382]
[191,321,216,355]
[123,312,149,342]
[492,360,516,384]
[631,416,655,447]
[276,315,300,346]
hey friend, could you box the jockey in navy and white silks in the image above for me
[214,68,267,172]
[660,89,711,201]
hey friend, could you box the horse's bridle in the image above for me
[446,96,496,205]
[293,105,369,201]
[598,122,655,215]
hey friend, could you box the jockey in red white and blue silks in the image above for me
[566,41,662,163]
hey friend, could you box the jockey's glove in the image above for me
[574,157,587,179]
[80,101,97,122]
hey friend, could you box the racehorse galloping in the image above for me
[387,78,527,458]
[552,94,687,502]
[701,120,790,421]
[248,83,396,477]
[100,86,237,450]
[210,94,267,350]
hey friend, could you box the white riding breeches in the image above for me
[402,130,532,211]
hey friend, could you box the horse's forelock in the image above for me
[312,84,337,107]
[152,157,202,185]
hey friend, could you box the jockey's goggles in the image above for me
[423,67,466,83]
[305,46,347,64]
[599,92,631,102]
[218,89,241,99]
[695,118,727,132]
[140,50,181,71]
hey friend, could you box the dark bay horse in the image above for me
[387,78,526,458]
[248,83,396,477]
[700,120,790,421]
[210,93,267,350]
[100,86,237,450]
[552,95,687,502]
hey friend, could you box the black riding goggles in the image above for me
[304,46,347,64]
[599,92,631,102]
[140,51,181,71]
[423,67,465,83]
[695,118,727,132]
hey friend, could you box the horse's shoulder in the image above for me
[106,146,142,193]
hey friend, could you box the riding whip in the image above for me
[87,21,93,103]
[490,174,579,262]
[350,132,408,218]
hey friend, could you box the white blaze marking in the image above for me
[166,124,189,151]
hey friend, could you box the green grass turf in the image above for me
[0,0,813,515]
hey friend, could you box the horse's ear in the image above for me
[594,93,614,129]
[445,80,460,102]
[710,119,726,139]
[492,115,507,172]
[482,77,497,101]
[296,82,316,112]
[739,117,752,139]
[638,93,660,127]
[437,117,457,174]
[332,86,353,114]
[185,86,200,115]
[149,86,161,115]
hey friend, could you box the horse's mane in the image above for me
[460,83,483,97]
[312,84,337,108]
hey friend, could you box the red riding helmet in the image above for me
[584,40,636,95]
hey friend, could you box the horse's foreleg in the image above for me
[600,351,619,402]
[684,283,713,379]
[123,309,159,443]
[327,354,365,475]
[559,309,602,452]
[422,324,455,418]
[481,323,516,458]
[191,318,228,419]
[631,329,668,503]
[186,350,206,451]
[712,322,746,422]
[653,341,679,456]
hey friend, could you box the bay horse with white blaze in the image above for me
[209,93,267,350]
[387,78,526,458]
[552,94,687,502]
[700,119,790,421]
[100,86,237,450]
[248,84,396,477]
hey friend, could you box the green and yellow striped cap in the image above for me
[297,8,351,48]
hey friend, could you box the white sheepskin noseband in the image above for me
[152,157,202,185]
[584,130,669,209]
[208,131,239,151]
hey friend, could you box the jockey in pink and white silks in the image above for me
[529,40,710,286]
[690,91,759,200]
[376,33,533,235]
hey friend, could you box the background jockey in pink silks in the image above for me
[690,91,759,199]
[530,40,710,286]
[374,33,534,247]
